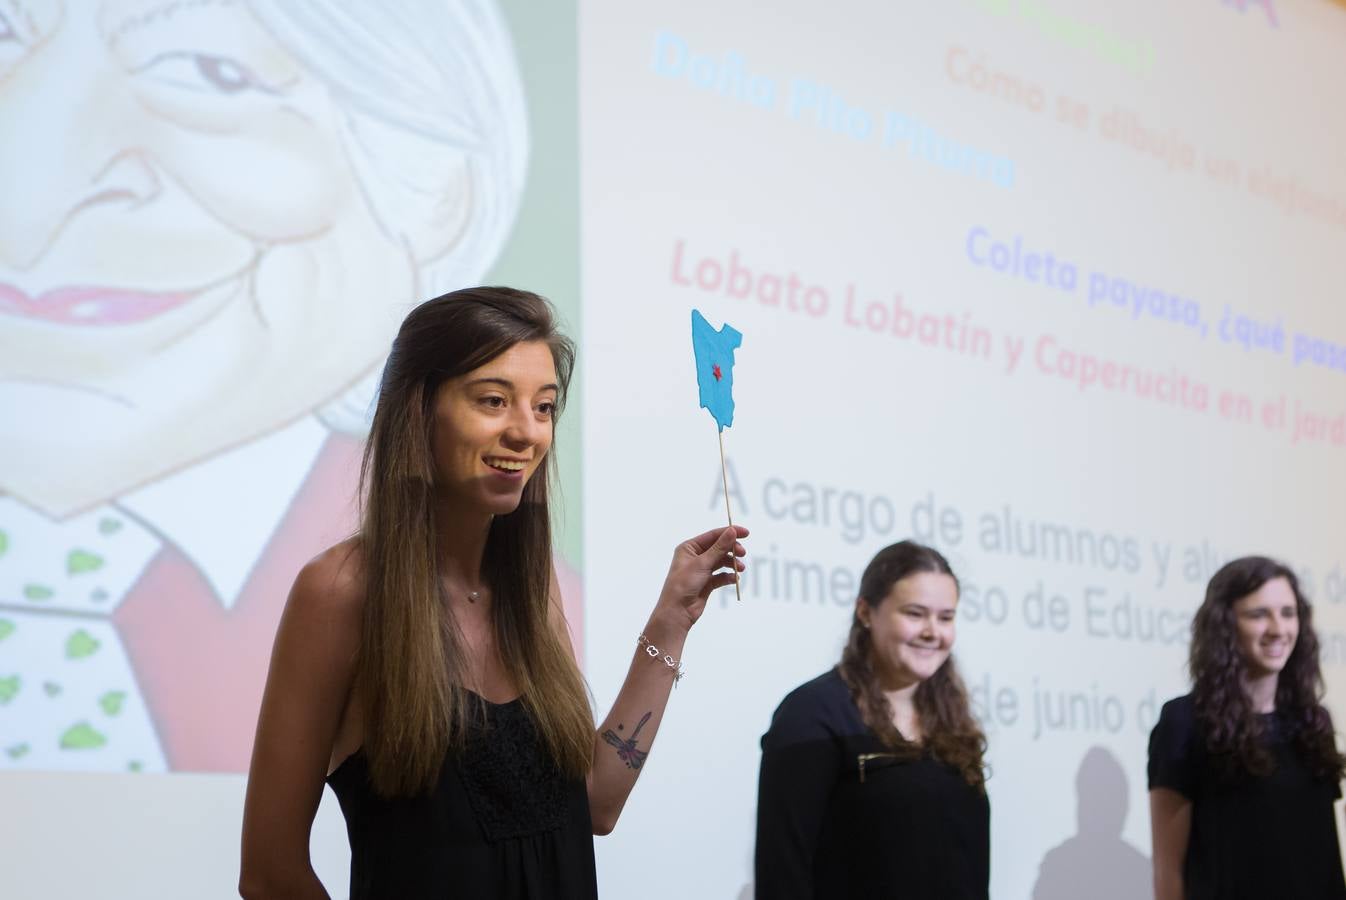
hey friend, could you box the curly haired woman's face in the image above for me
[1232,576,1299,678]
[859,572,958,688]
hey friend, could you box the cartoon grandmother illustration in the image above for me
[0,0,547,773]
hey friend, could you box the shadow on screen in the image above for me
[1031,745,1152,900]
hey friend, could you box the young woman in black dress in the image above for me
[238,288,747,899]
[754,540,989,899]
[1149,556,1346,900]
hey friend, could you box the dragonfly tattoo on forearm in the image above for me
[601,711,653,770]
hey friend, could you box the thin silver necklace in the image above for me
[445,576,483,604]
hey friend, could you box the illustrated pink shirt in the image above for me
[1,427,584,773]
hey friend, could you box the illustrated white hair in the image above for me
[248,0,529,434]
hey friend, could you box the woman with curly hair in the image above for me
[1149,555,1346,900]
[754,540,989,899]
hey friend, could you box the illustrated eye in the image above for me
[195,54,255,92]
[136,52,270,95]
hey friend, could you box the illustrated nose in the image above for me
[0,44,155,269]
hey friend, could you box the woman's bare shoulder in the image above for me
[284,537,367,636]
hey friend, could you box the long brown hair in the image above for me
[357,286,593,797]
[1190,555,1344,782]
[837,541,987,787]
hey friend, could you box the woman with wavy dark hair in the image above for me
[1148,555,1346,900]
[754,540,989,899]
[239,287,747,899]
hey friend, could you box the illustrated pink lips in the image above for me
[0,282,193,325]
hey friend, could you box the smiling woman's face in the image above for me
[858,571,959,689]
[0,0,442,515]
[431,341,559,518]
[1232,576,1300,679]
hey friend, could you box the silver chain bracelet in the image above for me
[637,633,684,686]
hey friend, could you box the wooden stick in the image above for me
[718,428,742,602]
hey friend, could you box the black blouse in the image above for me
[754,668,990,899]
[1147,693,1346,900]
[327,694,597,900]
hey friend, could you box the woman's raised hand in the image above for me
[648,525,749,634]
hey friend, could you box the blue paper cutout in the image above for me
[691,309,742,432]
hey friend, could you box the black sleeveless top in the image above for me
[327,695,598,899]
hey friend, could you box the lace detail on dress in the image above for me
[458,697,569,842]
